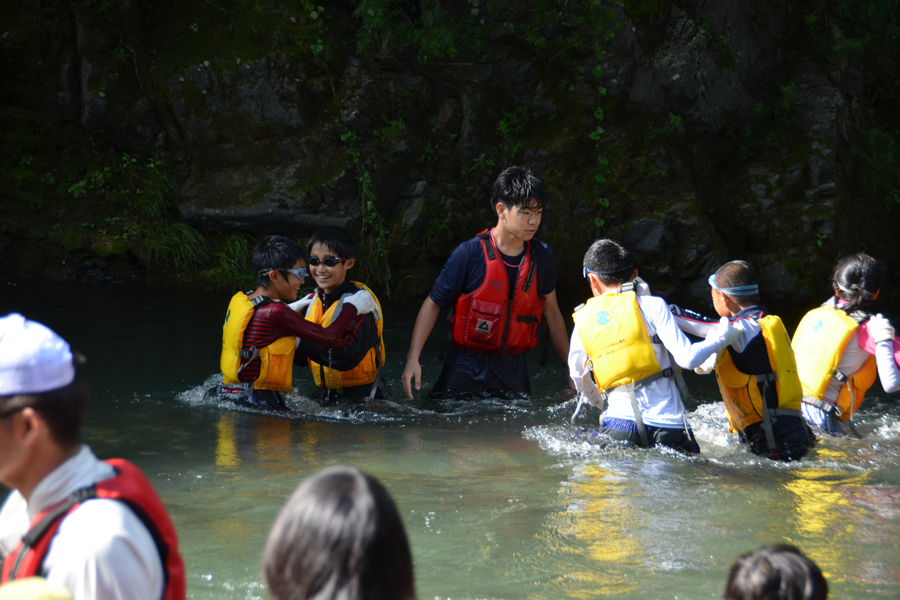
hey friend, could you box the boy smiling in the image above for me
[298,227,386,401]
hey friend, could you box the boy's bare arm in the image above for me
[542,290,576,389]
[401,297,442,399]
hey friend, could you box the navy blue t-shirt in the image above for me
[429,235,558,384]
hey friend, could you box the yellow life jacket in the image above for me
[792,305,876,421]
[305,282,385,390]
[573,292,662,393]
[715,315,803,434]
[220,292,296,392]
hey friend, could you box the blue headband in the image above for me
[583,265,634,279]
[708,273,758,296]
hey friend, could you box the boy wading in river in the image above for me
[219,235,377,411]
[671,260,816,461]
[569,239,739,453]
[401,166,571,400]
[296,226,387,402]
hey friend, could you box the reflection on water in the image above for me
[2,281,900,599]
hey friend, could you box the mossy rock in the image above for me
[91,236,130,257]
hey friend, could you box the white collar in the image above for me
[26,445,115,521]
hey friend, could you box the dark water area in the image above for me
[2,280,900,600]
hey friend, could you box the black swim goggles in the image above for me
[308,256,344,267]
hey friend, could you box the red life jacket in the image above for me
[450,229,545,355]
[1,458,187,600]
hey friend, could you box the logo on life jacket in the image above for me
[225,309,231,324]
[813,320,824,333]
[596,311,611,325]
[488,280,503,294]
[475,319,493,336]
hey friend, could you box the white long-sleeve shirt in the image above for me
[0,446,164,600]
[568,293,730,427]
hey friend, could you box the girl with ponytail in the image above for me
[792,254,900,436]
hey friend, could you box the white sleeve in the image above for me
[644,297,729,370]
[567,328,590,385]
[876,340,900,393]
[43,499,164,600]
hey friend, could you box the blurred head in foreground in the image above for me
[263,466,415,600]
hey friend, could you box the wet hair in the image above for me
[831,253,883,313]
[262,466,416,600]
[491,166,544,213]
[723,545,827,600]
[0,379,89,450]
[252,235,307,288]
[714,260,760,306]
[583,239,635,286]
[308,226,357,260]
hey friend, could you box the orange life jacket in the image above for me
[1,459,186,600]
[450,230,545,355]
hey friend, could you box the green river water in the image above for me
[2,281,899,600]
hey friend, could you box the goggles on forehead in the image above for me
[708,273,758,296]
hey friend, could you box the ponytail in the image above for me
[832,253,883,313]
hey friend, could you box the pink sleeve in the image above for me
[857,322,900,364]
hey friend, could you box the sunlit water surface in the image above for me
[2,281,899,600]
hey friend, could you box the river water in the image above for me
[2,281,899,600]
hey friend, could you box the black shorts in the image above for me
[599,417,700,454]
[429,363,530,400]
[739,416,816,461]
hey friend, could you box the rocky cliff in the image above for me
[1,0,898,307]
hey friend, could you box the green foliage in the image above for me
[212,234,257,290]
[716,35,733,66]
[468,152,497,175]
[68,180,87,198]
[353,0,494,64]
[341,131,392,296]
[522,0,619,64]
[623,0,668,21]
[498,104,531,155]
[855,128,900,204]
[374,116,407,143]
[816,233,829,248]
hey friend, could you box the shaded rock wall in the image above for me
[1,0,897,308]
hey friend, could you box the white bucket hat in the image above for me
[0,314,75,396]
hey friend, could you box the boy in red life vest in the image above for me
[0,314,186,600]
[401,166,571,400]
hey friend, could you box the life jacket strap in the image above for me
[8,486,97,580]
[752,372,779,450]
[478,231,495,260]
[522,242,536,293]
[802,396,842,417]
[597,368,680,448]
[236,347,259,375]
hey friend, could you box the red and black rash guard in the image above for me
[238,301,358,383]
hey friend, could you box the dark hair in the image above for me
[0,380,89,449]
[583,239,635,286]
[491,166,544,213]
[252,235,307,288]
[308,226,357,260]
[714,260,760,306]
[263,466,416,600]
[831,253,883,313]
[723,545,827,600]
